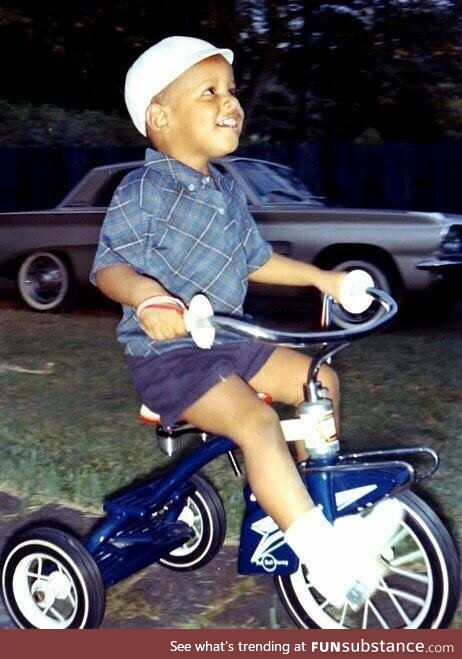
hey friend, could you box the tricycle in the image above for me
[1,277,459,629]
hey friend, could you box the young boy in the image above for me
[91,36,401,609]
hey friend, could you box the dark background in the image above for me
[2,142,462,215]
[1,1,462,212]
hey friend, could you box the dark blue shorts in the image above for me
[127,341,275,428]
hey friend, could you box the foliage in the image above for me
[0,1,237,112]
[0,100,144,147]
[0,1,462,143]
[238,0,462,142]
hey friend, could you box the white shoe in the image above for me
[336,498,404,608]
[286,499,403,610]
[334,498,403,556]
[331,499,403,609]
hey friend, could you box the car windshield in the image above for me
[232,160,318,204]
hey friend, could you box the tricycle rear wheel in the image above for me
[159,475,226,571]
[1,526,105,629]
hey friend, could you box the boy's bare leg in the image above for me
[182,346,338,530]
[181,352,401,609]
[249,347,340,464]
[181,373,313,531]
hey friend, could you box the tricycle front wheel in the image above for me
[275,492,460,629]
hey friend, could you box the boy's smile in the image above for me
[148,55,244,174]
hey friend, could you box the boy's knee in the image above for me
[233,402,281,445]
[319,364,340,398]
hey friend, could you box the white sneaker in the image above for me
[334,498,404,608]
[285,499,403,610]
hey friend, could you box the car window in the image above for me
[232,160,316,203]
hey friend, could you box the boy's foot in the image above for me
[286,499,403,610]
[332,498,404,608]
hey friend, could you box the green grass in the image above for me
[1,303,460,630]
[0,306,461,554]
[0,309,241,518]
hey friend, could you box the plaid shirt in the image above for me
[91,148,273,357]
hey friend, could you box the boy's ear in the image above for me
[146,103,170,133]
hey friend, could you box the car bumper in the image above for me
[417,257,462,273]
[416,258,461,301]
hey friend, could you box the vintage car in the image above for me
[0,156,460,325]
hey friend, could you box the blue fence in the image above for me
[243,142,462,214]
[1,143,462,214]
[0,147,145,212]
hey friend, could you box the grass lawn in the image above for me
[0,304,461,552]
[0,306,249,534]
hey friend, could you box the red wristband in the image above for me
[135,295,186,319]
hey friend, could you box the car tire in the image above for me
[325,256,400,329]
[17,252,71,312]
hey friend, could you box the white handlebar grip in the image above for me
[184,294,215,349]
[339,270,374,314]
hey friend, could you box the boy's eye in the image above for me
[202,86,239,98]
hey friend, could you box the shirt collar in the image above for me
[144,148,226,192]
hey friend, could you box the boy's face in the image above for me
[150,55,244,174]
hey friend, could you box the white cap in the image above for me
[124,36,234,136]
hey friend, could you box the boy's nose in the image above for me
[223,93,243,113]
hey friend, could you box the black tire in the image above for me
[326,256,400,329]
[17,251,71,311]
[1,526,105,629]
[275,492,460,629]
[159,474,226,571]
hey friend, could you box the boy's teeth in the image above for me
[218,118,237,127]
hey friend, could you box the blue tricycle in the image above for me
[0,284,459,629]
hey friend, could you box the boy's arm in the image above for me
[248,253,346,301]
[95,265,186,341]
[95,264,168,308]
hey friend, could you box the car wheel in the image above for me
[327,257,399,329]
[17,252,71,312]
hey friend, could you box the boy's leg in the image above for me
[247,346,403,608]
[182,346,338,530]
[181,350,402,610]
[249,346,339,419]
[181,373,314,531]
[249,346,340,463]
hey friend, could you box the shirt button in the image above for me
[188,183,195,191]
[218,207,225,214]
[202,176,210,185]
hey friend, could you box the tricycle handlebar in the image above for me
[211,288,397,348]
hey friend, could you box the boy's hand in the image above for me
[319,271,348,302]
[137,307,187,341]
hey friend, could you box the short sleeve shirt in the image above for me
[91,148,273,357]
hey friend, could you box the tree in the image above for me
[1,0,462,144]
[0,1,237,112]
